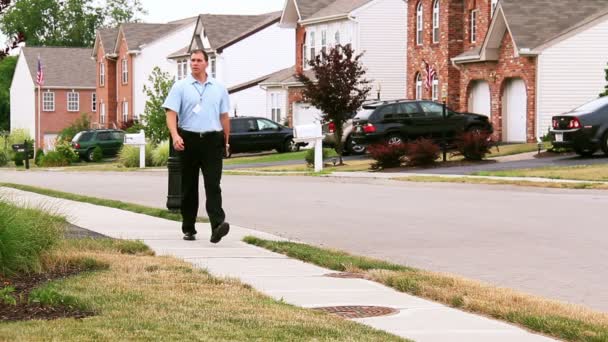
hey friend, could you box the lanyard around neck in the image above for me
[193,82,207,102]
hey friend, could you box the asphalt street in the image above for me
[1,168,607,313]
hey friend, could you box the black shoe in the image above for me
[210,222,230,243]
[183,232,196,241]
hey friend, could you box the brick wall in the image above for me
[294,25,306,75]
[96,43,117,128]
[116,31,134,128]
[286,88,304,127]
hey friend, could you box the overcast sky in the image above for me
[1,0,286,49]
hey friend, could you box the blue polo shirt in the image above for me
[162,74,230,133]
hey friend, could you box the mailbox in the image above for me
[293,123,323,172]
[11,144,25,152]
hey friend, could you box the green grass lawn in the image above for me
[473,164,608,182]
[223,150,310,165]
[244,237,608,342]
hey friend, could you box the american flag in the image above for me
[36,56,44,86]
[424,61,436,91]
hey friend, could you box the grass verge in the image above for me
[473,164,608,182]
[0,183,208,223]
[489,142,551,158]
[0,238,406,341]
[224,150,309,166]
[243,236,608,342]
[394,175,608,190]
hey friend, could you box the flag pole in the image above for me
[37,83,41,158]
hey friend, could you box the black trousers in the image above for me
[179,130,226,234]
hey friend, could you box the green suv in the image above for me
[71,129,125,161]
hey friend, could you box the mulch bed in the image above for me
[0,224,104,322]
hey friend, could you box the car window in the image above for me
[245,119,258,132]
[419,102,445,117]
[397,103,423,118]
[230,119,249,133]
[376,104,399,120]
[97,132,111,141]
[257,119,279,131]
[73,131,93,142]
[354,108,375,120]
[572,96,608,112]
[110,132,124,140]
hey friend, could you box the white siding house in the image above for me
[10,51,35,137]
[536,15,608,137]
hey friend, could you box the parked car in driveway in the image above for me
[71,129,125,161]
[227,116,306,157]
[351,99,493,147]
[322,112,366,155]
[550,96,608,156]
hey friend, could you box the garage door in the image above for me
[293,102,323,127]
[468,80,491,118]
[502,78,527,142]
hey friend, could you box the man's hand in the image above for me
[173,134,185,151]
[225,143,230,157]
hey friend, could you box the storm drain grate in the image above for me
[323,272,367,279]
[313,306,399,319]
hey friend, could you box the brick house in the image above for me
[10,47,95,150]
[261,0,408,127]
[410,0,608,142]
[92,18,197,129]
[178,12,294,119]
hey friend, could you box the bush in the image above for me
[13,152,24,166]
[58,113,91,143]
[367,143,407,169]
[405,138,440,166]
[34,149,44,166]
[118,143,153,167]
[55,141,79,163]
[0,201,64,276]
[152,140,169,166]
[0,150,8,167]
[40,151,70,167]
[453,131,494,161]
[304,147,334,167]
[92,146,103,162]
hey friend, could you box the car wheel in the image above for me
[601,131,608,156]
[574,146,597,157]
[386,134,405,146]
[345,135,365,155]
[86,149,95,162]
[281,138,298,153]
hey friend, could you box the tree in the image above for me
[0,56,16,131]
[0,0,145,48]
[601,62,608,98]
[297,44,371,165]
[141,67,174,146]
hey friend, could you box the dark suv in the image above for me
[227,117,306,157]
[71,129,125,161]
[351,100,492,147]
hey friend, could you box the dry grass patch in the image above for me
[0,239,405,341]
[244,237,608,342]
[394,176,608,190]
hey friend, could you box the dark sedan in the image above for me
[550,96,608,156]
[351,99,492,147]
[227,116,306,157]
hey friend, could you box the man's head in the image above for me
[190,49,208,76]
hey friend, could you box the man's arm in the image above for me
[220,112,230,153]
[166,109,184,151]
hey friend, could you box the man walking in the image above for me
[163,49,230,243]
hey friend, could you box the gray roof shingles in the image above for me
[201,11,281,49]
[121,23,184,50]
[99,28,118,54]
[304,0,373,21]
[22,47,95,88]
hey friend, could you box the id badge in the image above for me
[192,103,201,114]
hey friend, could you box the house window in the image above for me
[470,10,478,43]
[309,31,316,65]
[177,59,188,80]
[100,103,106,124]
[92,93,96,112]
[335,30,340,45]
[67,91,79,112]
[302,33,308,69]
[432,0,440,43]
[415,73,422,100]
[271,93,281,122]
[491,0,498,17]
[122,58,128,84]
[416,2,423,45]
[431,75,439,101]
[321,30,327,61]
[99,62,105,86]
[210,57,216,78]
[122,101,129,123]
[42,91,55,111]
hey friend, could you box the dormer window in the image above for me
[470,10,478,43]
[416,2,423,45]
[432,0,440,43]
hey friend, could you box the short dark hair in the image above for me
[190,49,208,62]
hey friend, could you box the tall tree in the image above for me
[297,44,371,164]
[601,62,608,98]
[141,67,174,145]
[0,0,145,48]
[0,55,16,131]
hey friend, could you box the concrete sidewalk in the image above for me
[0,187,557,342]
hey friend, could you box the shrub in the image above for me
[453,131,494,161]
[367,143,407,170]
[0,201,64,276]
[92,146,103,162]
[152,140,170,166]
[118,143,153,167]
[13,151,24,166]
[405,138,440,166]
[0,150,8,167]
[55,141,79,163]
[40,151,70,167]
[58,113,91,143]
[34,149,45,166]
[304,147,334,167]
